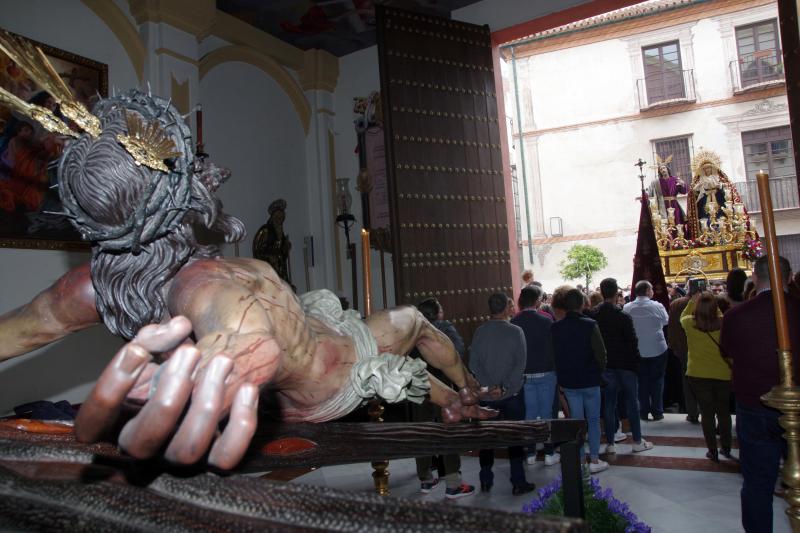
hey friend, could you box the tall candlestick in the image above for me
[756,169,792,358]
[757,167,800,529]
[361,228,372,317]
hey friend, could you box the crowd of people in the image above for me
[415,258,800,533]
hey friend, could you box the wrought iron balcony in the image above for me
[636,69,696,111]
[729,49,784,93]
[733,176,799,213]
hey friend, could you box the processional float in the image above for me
[648,149,758,283]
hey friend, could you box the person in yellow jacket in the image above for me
[681,290,732,463]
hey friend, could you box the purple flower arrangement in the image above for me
[523,475,651,533]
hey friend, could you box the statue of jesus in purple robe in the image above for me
[651,164,687,228]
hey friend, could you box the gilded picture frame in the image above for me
[0,29,108,251]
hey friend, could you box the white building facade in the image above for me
[502,0,797,291]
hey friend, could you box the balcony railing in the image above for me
[729,49,784,92]
[733,176,799,213]
[636,69,696,110]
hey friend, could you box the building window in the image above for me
[642,41,686,105]
[653,136,692,183]
[738,126,798,211]
[742,126,794,180]
[735,19,782,89]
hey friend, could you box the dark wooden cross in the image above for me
[635,158,647,193]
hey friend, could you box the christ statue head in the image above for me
[58,89,245,338]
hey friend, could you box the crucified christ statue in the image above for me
[0,89,495,470]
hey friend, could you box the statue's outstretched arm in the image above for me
[0,263,100,361]
[366,307,499,420]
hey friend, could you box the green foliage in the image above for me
[559,244,608,287]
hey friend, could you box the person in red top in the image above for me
[721,255,800,533]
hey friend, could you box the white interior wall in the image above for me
[200,61,308,272]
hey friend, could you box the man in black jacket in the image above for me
[590,279,654,454]
[511,286,559,466]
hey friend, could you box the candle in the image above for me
[756,169,794,384]
[361,228,372,317]
[196,104,203,154]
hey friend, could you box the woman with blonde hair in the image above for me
[681,290,732,462]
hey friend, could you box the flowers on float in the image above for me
[742,238,764,261]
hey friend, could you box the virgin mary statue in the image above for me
[686,148,747,239]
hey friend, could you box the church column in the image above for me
[300,49,340,293]
[127,0,216,130]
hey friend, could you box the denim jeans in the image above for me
[479,392,527,488]
[638,350,668,418]
[524,372,557,420]
[563,386,602,460]
[603,369,642,443]
[737,403,785,533]
[524,372,557,456]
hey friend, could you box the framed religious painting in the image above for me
[0,29,107,251]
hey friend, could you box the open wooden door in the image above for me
[377,5,513,344]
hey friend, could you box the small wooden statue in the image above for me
[253,199,292,284]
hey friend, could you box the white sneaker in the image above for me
[614,430,628,443]
[632,439,654,452]
[589,459,609,474]
[605,444,616,455]
[526,455,537,465]
[544,453,561,466]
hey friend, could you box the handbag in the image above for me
[705,331,732,369]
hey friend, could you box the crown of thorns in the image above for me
[58,90,195,253]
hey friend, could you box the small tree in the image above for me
[559,244,608,291]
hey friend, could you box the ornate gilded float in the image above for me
[652,149,759,283]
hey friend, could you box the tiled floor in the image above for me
[286,414,791,532]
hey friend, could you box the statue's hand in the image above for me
[74,316,258,470]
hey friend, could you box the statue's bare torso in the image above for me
[167,257,358,415]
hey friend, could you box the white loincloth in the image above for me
[280,289,430,423]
